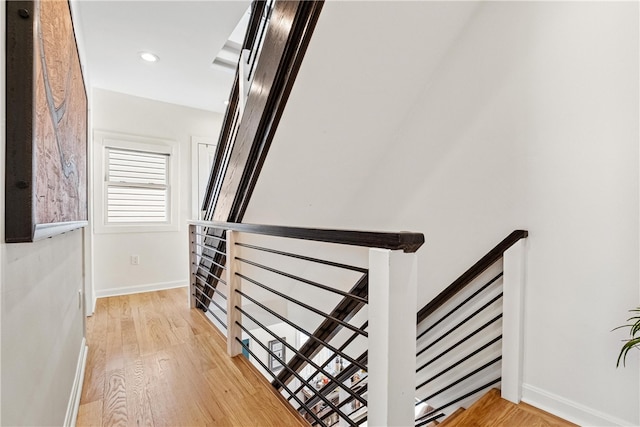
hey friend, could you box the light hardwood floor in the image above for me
[439,388,578,427]
[77,288,308,426]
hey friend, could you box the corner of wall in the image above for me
[63,339,88,427]
[522,383,636,427]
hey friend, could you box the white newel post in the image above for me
[226,230,243,357]
[189,224,196,308]
[501,238,527,403]
[368,249,418,427]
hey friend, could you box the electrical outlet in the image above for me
[131,255,140,265]
[78,290,83,309]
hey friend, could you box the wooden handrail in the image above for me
[243,0,269,52]
[416,230,528,324]
[202,0,324,224]
[189,220,425,253]
[201,0,268,211]
[195,0,326,347]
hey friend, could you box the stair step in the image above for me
[437,407,465,426]
[441,389,577,426]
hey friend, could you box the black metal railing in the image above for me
[412,230,527,425]
[189,220,424,427]
[190,228,229,330]
[414,270,504,425]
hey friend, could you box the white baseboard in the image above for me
[522,383,637,427]
[95,280,187,298]
[64,338,88,427]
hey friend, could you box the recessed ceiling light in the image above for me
[140,52,159,62]
[223,100,229,105]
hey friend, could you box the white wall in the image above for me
[244,2,639,425]
[247,322,298,380]
[91,89,222,298]
[1,1,86,424]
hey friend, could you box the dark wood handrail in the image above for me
[201,0,268,210]
[195,0,326,346]
[416,230,528,324]
[243,0,269,52]
[202,0,324,224]
[189,220,425,253]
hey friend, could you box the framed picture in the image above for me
[5,0,88,242]
[268,338,286,371]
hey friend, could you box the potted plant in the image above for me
[616,307,640,367]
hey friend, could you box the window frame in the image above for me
[94,131,180,233]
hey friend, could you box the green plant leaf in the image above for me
[616,307,640,367]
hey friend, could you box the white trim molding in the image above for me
[93,130,180,234]
[522,383,636,427]
[501,238,527,403]
[64,338,88,427]
[190,136,217,220]
[95,280,187,298]
[368,249,418,427]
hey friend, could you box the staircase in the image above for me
[193,2,577,426]
[436,389,577,427]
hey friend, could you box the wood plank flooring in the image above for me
[77,288,308,426]
[442,389,577,427]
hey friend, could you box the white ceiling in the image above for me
[74,1,251,113]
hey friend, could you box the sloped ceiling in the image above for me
[73,1,250,112]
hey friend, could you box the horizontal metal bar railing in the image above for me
[193,252,227,270]
[194,295,227,329]
[417,314,502,374]
[300,351,368,414]
[194,274,226,295]
[237,306,367,407]
[415,378,501,427]
[417,293,503,357]
[415,356,501,407]
[417,230,527,323]
[194,287,227,314]
[417,272,503,341]
[235,337,327,427]
[324,387,368,427]
[194,231,226,242]
[194,242,227,257]
[315,378,369,427]
[236,323,358,427]
[235,256,368,304]
[236,289,367,371]
[416,335,502,391]
[235,241,368,273]
[194,267,228,286]
[236,272,368,337]
[189,220,428,426]
[288,321,368,402]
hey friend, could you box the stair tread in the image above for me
[437,407,465,426]
[442,389,577,427]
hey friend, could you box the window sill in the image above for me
[93,223,180,234]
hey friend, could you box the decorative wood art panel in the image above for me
[5,0,88,242]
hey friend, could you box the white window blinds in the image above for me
[106,148,169,223]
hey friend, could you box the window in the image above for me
[94,131,179,233]
[106,148,169,223]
